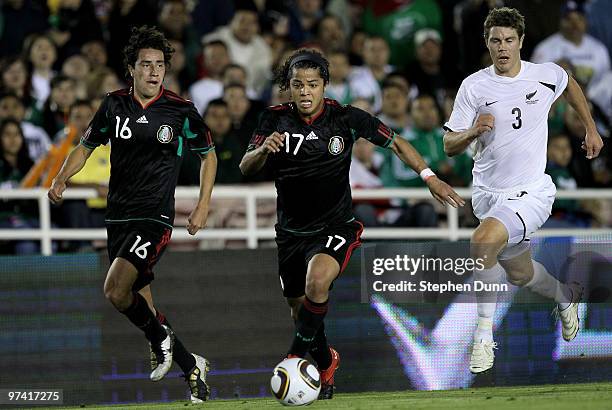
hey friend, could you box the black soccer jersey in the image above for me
[247,98,397,234]
[81,87,215,227]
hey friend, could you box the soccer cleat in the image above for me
[469,340,497,374]
[150,325,174,381]
[149,343,157,371]
[318,347,340,400]
[553,282,584,342]
[186,353,211,403]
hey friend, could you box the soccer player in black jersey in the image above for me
[240,49,465,399]
[47,26,217,403]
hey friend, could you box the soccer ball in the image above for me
[270,358,321,406]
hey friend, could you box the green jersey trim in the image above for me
[105,218,174,229]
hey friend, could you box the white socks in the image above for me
[474,263,504,343]
[525,260,572,310]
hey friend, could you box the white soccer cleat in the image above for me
[554,282,584,342]
[187,353,211,403]
[150,325,174,381]
[469,340,497,374]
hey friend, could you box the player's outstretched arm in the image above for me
[47,144,94,204]
[187,150,217,235]
[443,114,494,157]
[391,137,465,208]
[239,131,286,176]
[563,75,604,159]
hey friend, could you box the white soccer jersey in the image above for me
[444,61,568,190]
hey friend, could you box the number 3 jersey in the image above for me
[80,87,215,227]
[444,61,568,190]
[247,98,396,235]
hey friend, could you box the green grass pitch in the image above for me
[47,382,611,409]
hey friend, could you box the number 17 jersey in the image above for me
[81,87,215,227]
[444,61,568,190]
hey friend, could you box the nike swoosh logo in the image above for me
[485,101,498,106]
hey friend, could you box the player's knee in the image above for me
[305,269,332,299]
[505,269,531,286]
[103,282,130,309]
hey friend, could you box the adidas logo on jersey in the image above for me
[305,131,318,140]
[136,115,149,124]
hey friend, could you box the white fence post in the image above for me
[38,191,52,256]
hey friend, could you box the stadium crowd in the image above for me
[0,0,610,254]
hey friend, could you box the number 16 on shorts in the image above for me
[129,235,151,259]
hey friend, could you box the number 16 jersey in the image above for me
[81,87,215,227]
[444,61,568,191]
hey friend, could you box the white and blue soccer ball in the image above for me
[270,358,321,406]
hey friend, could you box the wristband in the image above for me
[420,168,436,182]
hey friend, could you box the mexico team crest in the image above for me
[157,125,173,143]
[328,136,344,155]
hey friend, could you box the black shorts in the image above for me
[106,221,172,291]
[275,220,364,298]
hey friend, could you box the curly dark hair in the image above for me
[274,49,330,92]
[122,26,174,79]
[483,7,525,41]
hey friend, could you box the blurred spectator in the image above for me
[588,70,612,126]
[288,0,324,46]
[24,34,57,110]
[222,82,264,149]
[189,40,231,114]
[349,138,386,226]
[324,50,353,105]
[0,56,31,104]
[204,99,244,184]
[348,28,366,66]
[358,0,443,69]
[314,14,347,55]
[405,29,460,106]
[0,118,38,254]
[351,96,373,114]
[107,0,159,76]
[30,75,76,140]
[86,67,122,100]
[379,93,471,188]
[377,81,411,132]
[163,40,188,96]
[203,1,273,97]
[0,0,49,56]
[158,0,200,85]
[61,54,90,99]
[80,40,108,69]
[47,0,104,60]
[22,99,92,188]
[349,36,392,113]
[545,132,592,227]
[0,92,51,161]
[586,0,612,62]
[453,0,501,75]
[563,104,597,187]
[532,0,610,89]
[222,64,259,99]
[190,0,234,39]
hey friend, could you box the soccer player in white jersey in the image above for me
[443,7,603,374]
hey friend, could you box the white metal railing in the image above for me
[1,187,611,255]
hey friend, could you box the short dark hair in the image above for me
[274,49,330,92]
[50,74,74,89]
[122,26,174,79]
[483,7,525,41]
[69,99,92,115]
[204,99,228,116]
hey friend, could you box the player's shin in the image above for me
[474,263,504,343]
[309,322,332,369]
[525,260,572,309]
[122,292,167,344]
[288,297,328,357]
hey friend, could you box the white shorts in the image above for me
[472,175,556,257]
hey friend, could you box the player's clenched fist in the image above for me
[261,131,286,154]
[48,178,67,204]
[474,113,495,135]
